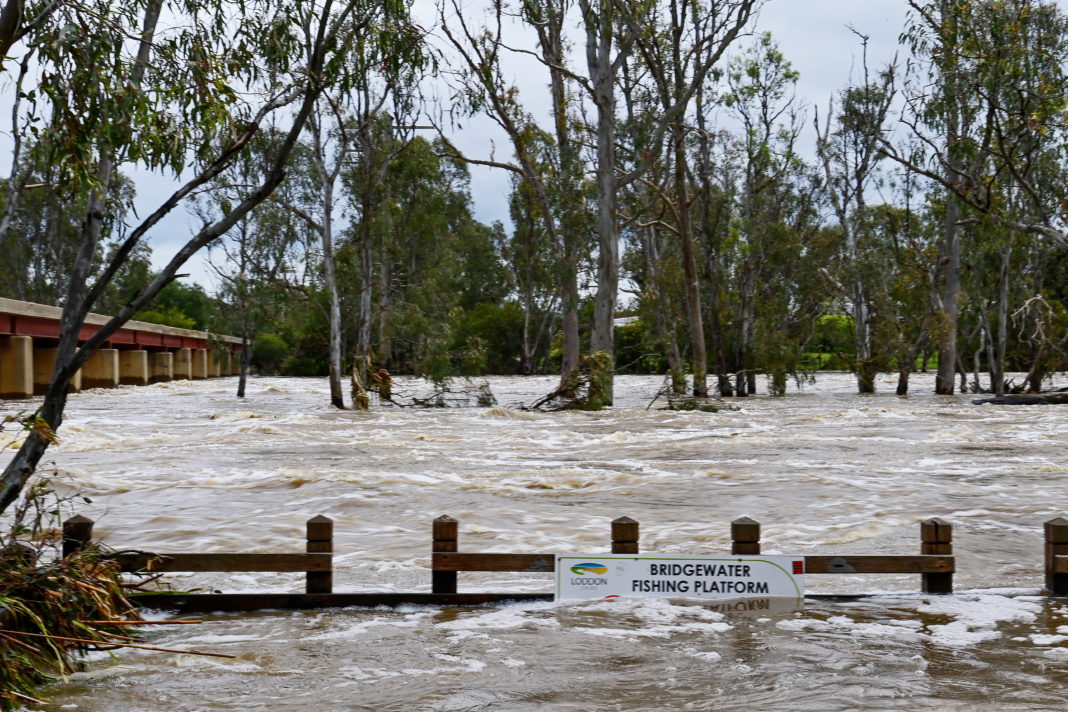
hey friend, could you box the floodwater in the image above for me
[4,373,1068,711]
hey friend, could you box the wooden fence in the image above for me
[57,513,1068,613]
[431,515,955,596]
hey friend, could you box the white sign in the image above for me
[555,554,805,602]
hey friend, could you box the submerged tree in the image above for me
[816,34,896,393]
[202,132,318,397]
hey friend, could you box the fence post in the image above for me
[1045,517,1068,596]
[63,515,94,558]
[432,515,458,594]
[731,517,760,555]
[920,518,953,594]
[306,515,333,594]
[611,517,639,554]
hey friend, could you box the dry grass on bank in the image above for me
[0,482,145,710]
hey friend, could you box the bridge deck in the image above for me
[0,297,242,348]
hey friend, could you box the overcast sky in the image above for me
[131,0,1049,288]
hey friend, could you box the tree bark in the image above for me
[935,193,961,395]
[993,246,1010,396]
[307,106,345,410]
[583,0,619,405]
[934,0,963,396]
[540,0,582,387]
[673,127,708,398]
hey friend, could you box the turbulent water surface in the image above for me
[4,373,1068,711]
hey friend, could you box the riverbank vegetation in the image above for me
[0,481,145,710]
[3,1,1068,502]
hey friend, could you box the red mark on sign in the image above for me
[792,560,804,575]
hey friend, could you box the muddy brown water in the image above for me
[4,373,1068,711]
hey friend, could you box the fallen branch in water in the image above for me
[0,629,236,659]
[79,619,203,625]
[9,691,47,706]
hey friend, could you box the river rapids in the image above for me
[4,373,1068,711]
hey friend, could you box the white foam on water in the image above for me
[434,602,560,632]
[1030,634,1068,645]
[917,594,1042,648]
[305,611,434,640]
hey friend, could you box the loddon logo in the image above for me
[571,562,608,576]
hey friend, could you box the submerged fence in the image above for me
[58,513,1068,613]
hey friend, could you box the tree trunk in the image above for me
[935,0,963,396]
[850,229,874,393]
[972,326,984,393]
[585,0,618,406]
[320,175,345,409]
[539,3,582,388]
[238,348,251,397]
[674,127,708,398]
[354,196,374,408]
[560,257,581,385]
[643,225,685,394]
[735,264,755,397]
[896,368,911,396]
[521,277,533,376]
[237,322,250,398]
[993,246,1010,396]
[935,193,961,395]
[377,252,392,368]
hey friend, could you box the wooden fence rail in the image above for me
[63,514,335,594]
[54,513,1068,613]
[430,515,955,595]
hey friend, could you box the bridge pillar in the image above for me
[0,335,33,399]
[119,350,149,386]
[208,351,222,378]
[173,348,192,380]
[82,349,119,389]
[149,352,173,383]
[209,352,224,377]
[191,348,208,379]
[33,348,81,395]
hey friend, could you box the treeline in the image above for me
[3,1,1068,413]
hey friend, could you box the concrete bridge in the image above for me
[0,298,243,399]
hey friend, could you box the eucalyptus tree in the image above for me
[506,173,562,375]
[355,137,497,380]
[616,69,687,393]
[0,150,135,304]
[0,47,39,257]
[625,0,729,397]
[884,0,1068,393]
[690,126,742,395]
[439,0,587,390]
[345,100,425,409]
[201,132,319,397]
[0,0,422,514]
[522,0,586,385]
[579,0,759,405]
[815,37,895,393]
[273,9,424,409]
[0,0,60,64]
[721,32,806,395]
[441,0,756,404]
